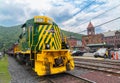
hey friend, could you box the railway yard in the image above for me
[0,0,120,83]
[6,54,120,83]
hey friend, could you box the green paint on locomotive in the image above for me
[18,17,62,52]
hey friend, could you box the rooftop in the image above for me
[103,30,116,37]
[87,22,94,29]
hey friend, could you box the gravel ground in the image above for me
[80,71,120,83]
[8,56,48,83]
[47,73,91,83]
[68,67,92,76]
[74,57,120,83]
[8,55,94,83]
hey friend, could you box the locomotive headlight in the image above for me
[66,44,69,49]
[45,43,50,49]
[47,44,50,48]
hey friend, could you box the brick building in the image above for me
[82,22,103,47]
[103,30,120,48]
[67,36,77,47]
[67,36,82,49]
[82,22,120,48]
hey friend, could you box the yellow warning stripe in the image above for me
[38,25,43,32]
[40,25,52,49]
[38,25,48,49]
[51,36,54,49]
[37,24,62,50]
[39,25,54,49]
[53,26,60,49]
[45,25,53,43]
[38,25,44,41]
[57,26,61,48]
[55,26,61,48]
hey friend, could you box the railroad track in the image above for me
[74,58,120,66]
[45,72,94,83]
[74,60,120,76]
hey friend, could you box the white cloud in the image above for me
[0,14,12,21]
[61,0,120,34]
[0,0,120,34]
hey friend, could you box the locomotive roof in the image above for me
[22,17,58,28]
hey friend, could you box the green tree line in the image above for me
[0,25,82,51]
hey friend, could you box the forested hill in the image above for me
[61,30,82,40]
[0,25,82,51]
[0,25,22,51]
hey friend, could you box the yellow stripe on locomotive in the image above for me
[14,16,74,76]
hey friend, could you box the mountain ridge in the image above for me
[0,25,82,51]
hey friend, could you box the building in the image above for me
[67,36,82,50]
[82,22,103,47]
[103,30,120,48]
[66,21,120,49]
[82,21,120,48]
[115,31,120,48]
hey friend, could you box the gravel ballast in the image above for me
[8,56,47,83]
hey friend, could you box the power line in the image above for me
[69,4,120,30]
[78,16,120,33]
[72,0,96,17]
[73,3,120,31]
[96,17,120,28]
[66,0,96,24]
[67,0,96,33]
[69,4,102,27]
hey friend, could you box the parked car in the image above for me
[94,48,108,58]
[0,52,1,55]
[72,50,86,56]
[89,49,97,53]
[0,52,3,59]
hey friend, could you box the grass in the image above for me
[0,55,11,83]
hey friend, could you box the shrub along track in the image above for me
[0,55,11,83]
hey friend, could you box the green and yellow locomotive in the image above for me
[14,16,74,76]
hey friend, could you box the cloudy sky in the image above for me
[0,0,120,34]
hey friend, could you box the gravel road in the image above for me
[8,56,48,83]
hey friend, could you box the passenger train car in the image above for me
[13,16,74,76]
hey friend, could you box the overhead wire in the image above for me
[69,4,102,27]
[62,1,120,35]
[72,0,96,17]
[77,16,120,33]
[80,3,120,25]
[73,3,120,31]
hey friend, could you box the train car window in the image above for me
[29,26,32,32]
[19,34,23,39]
[21,24,26,34]
[18,39,20,43]
[23,27,26,34]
